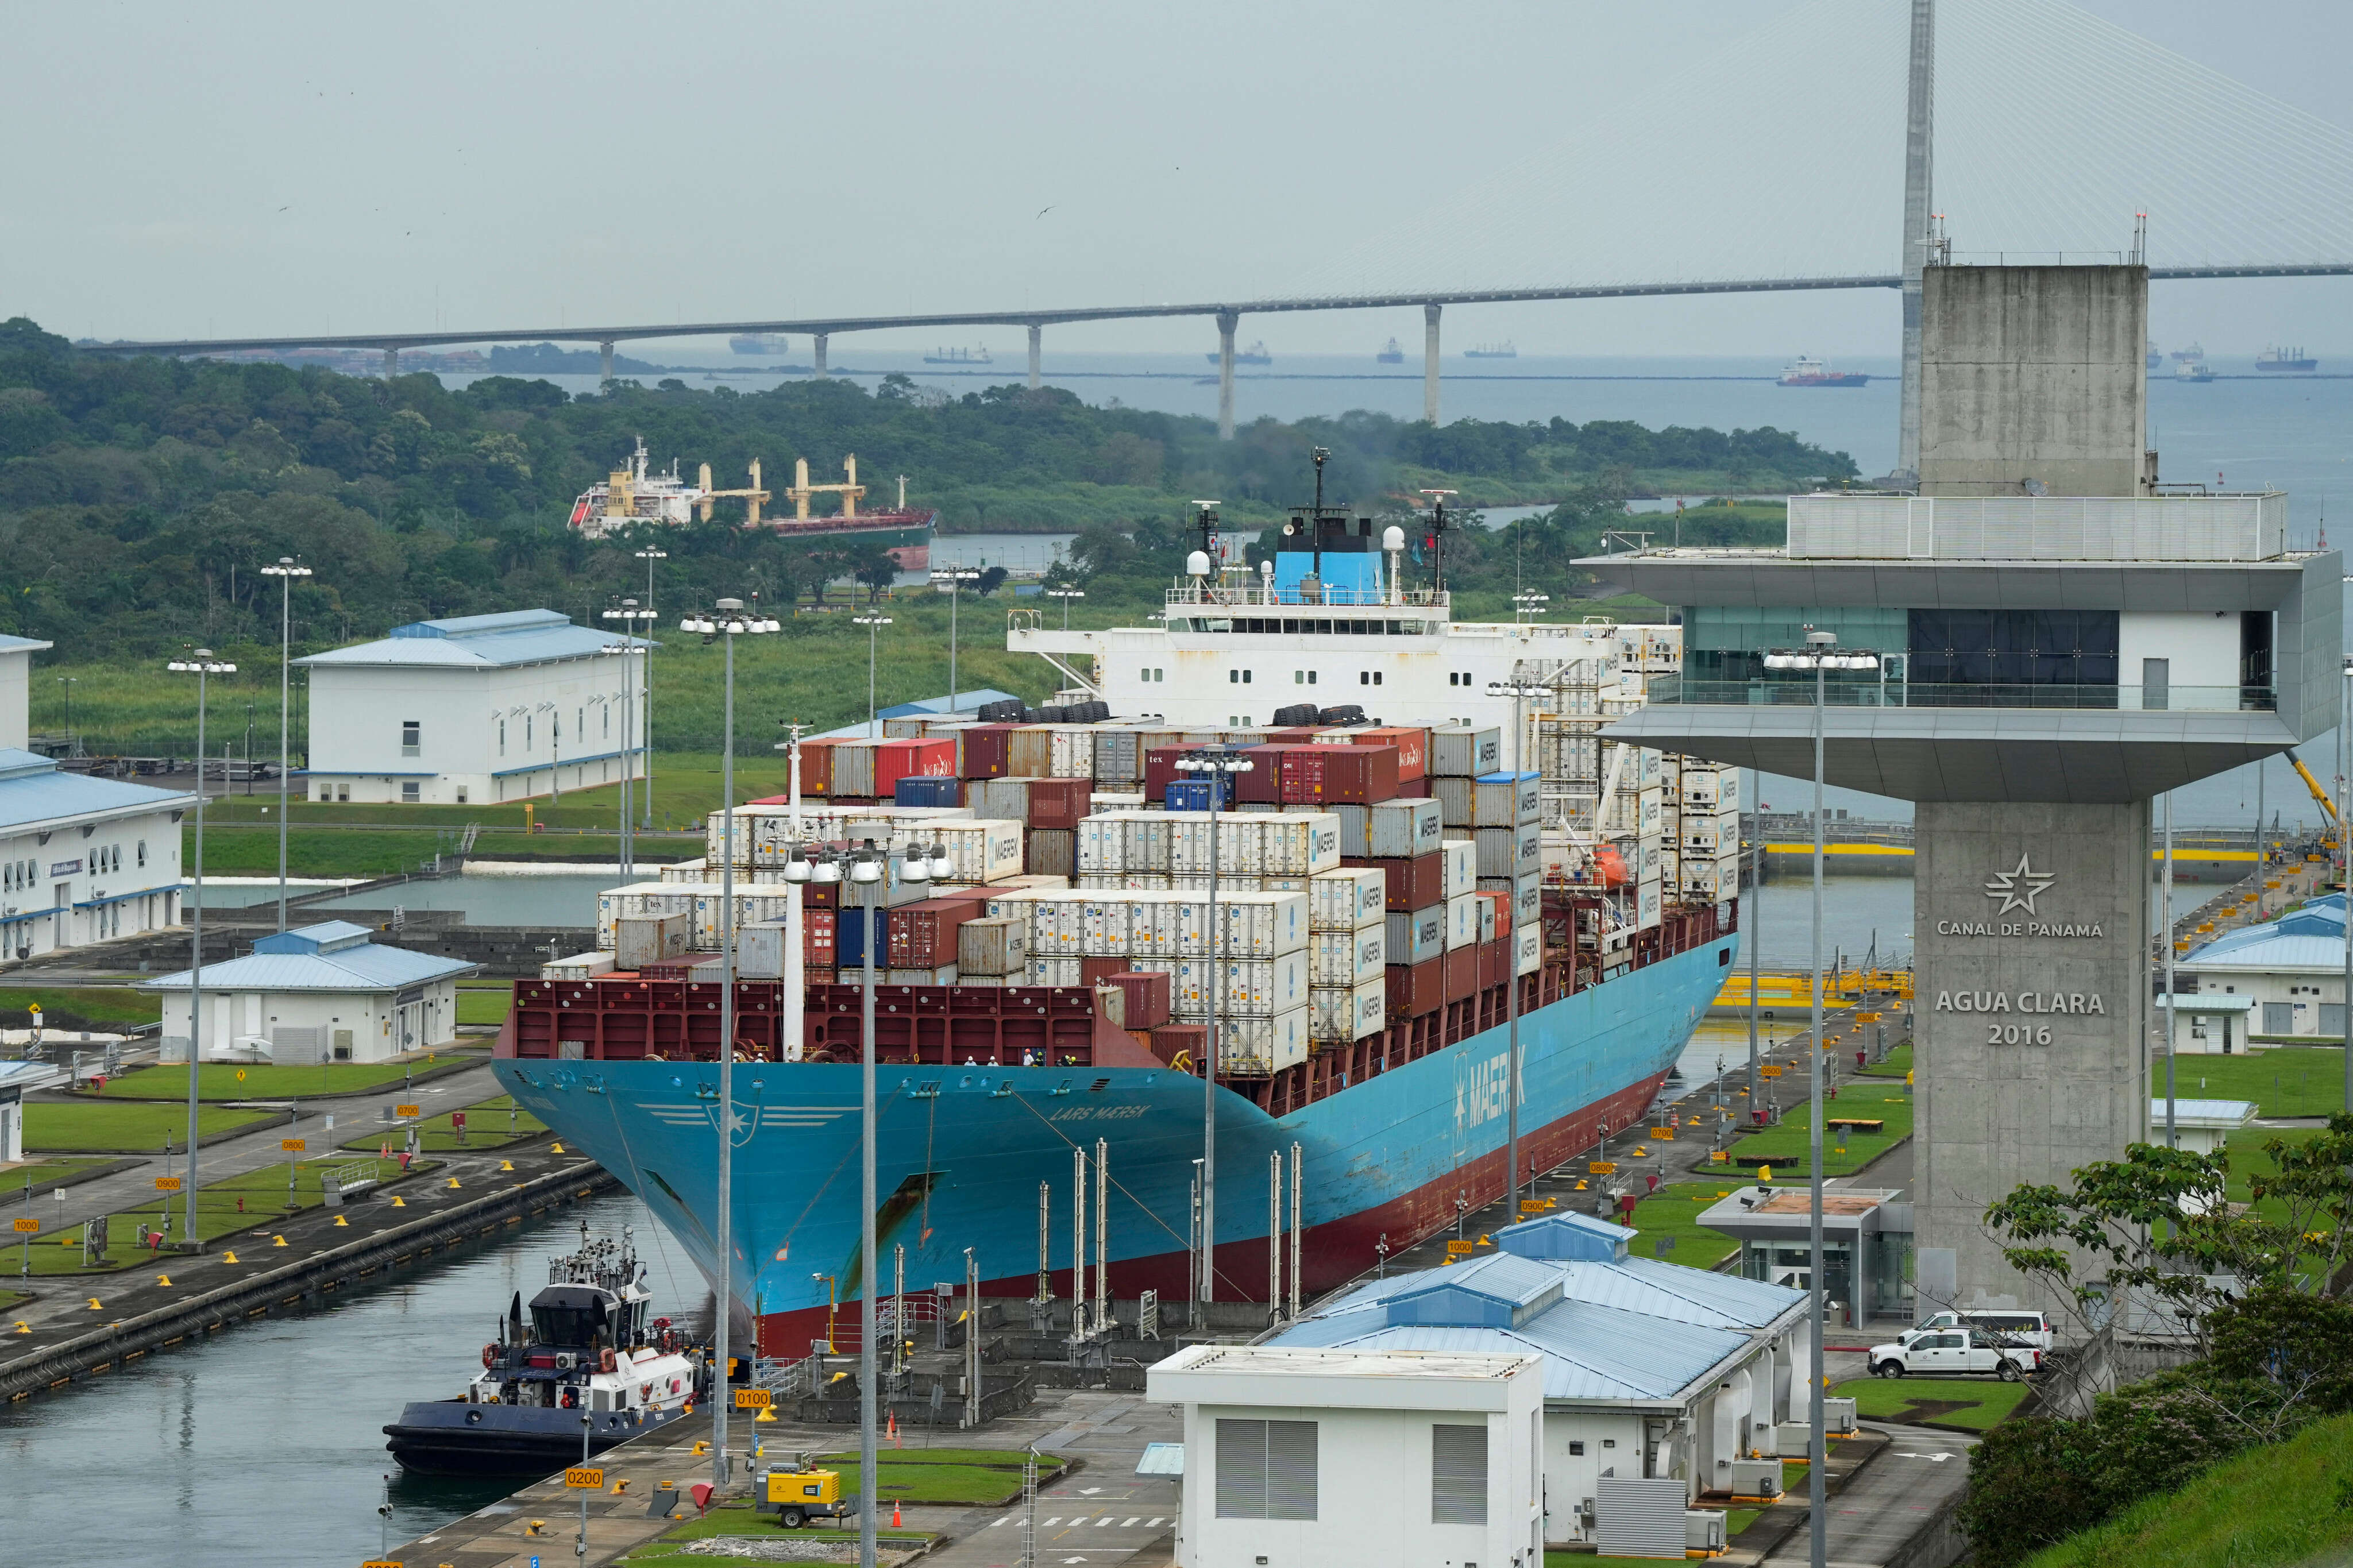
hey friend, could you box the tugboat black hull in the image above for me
[384,1399,697,1477]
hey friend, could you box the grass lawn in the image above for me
[456,985,513,1027]
[1833,1374,2031,1431]
[87,1060,445,1102]
[1854,1041,1912,1079]
[812,1447,1067,1470]
[20,1155,417,1275]
[1726,1090,1914,1177]
[0,1288,28,1315]
[23,1098,271,1153]
[338,1094,545,1152]
[834,1462,1028,1505]
[1620,1181,1747,1269]
[2019,1408,2353,1568]
[2155,1045,2346,1118]
[624,1500,935,1558]
[0,986,161,1028]
[2,1154,124,1191]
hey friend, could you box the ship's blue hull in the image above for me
[495,935,1733,1353]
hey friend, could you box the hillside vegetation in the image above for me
[0,317,1845,664]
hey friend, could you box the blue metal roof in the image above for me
[1495,1210,1632,1263]
[0,750,190,832]
[1271,1300,1753,1404]
[296,609,653,671]
[2184,898,2347,972]
[141,922,475,993]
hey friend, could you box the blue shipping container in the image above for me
[894,775,963,808]
[1164,779,1215,812]
[833,906,888,970]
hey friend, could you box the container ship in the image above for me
[570,442,932,569]
[1777,356,1869,388]
[495,503,1731,1360]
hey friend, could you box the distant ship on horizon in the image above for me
[2258,345,2319,372]
[1376,337,1404,364]
[1778,355,1870,388]
[2171,342,2206,365]
[2176,358,2216,383]
[1207,341,1272,366]
[924,345,993,365]
[1463,341,1517,359]
[729,333,787,356]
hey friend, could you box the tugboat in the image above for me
[383,1225,706,1476]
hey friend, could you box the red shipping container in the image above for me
[887,897,985,968]
[1394,775,1431,799]
[1346,853,1444,913]
[1079,956,1131,987]
[797,739,842,795]
[1386,955,1445,1020]
[874,737,957,797]
[1144,747,1187,800]
[1477,934,1508,991]
[1353,726,1428,781]
[1149,1022,1208,1068]
[1233,744,1295,805]
[1099,970,1171,1029]
[1260,728,1320,745]
[803,909,838,968]
[1444,944,1478,1002]
[960,724,1018,780]
[1025,777,1092,831]
[1279,744,1399,806]
[1479,890,1513,934]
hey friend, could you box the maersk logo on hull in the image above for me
[1456,1049,1523,1134]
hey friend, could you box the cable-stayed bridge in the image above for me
[81,0,2353,455]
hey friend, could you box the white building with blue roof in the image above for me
[295,609,655,807]
[1264,1210,1809,1548]
[142,920,476,1064]
[0,747,190,964]
[2177,893,2346,1047]
[0,631,53,751]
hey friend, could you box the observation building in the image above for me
[1578,262,2340,1311]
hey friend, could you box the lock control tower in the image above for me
[1580,262,2340,1310]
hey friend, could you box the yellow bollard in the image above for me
[551,1142,566,1154]
[447,1177,461,1189]
[610,1478,630,1494]
[499,1160,514,1172]
[11,1320,29,1334]
[525,1520,546,1537]
[222,1251,240,1264]
[272,1235,288,1248]
[86,1297,102,1310]
[391,1195,406,1207]
[333,1215,349,1227]
[157,1275,173,1287]
[691,1440,709,1456]
[755,1405,777,1424]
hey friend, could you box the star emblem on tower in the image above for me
[1983,852,2058,915]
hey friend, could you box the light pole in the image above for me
[54,677,75,757]
[1046,586,1085,630]
[601,596,656,872]
[1762,629,1877,1568]
[534,702,561,810]
[786,832,949,1568]
[1511,590,1549,624]
[599,639,644,878]
[634,548,667,828]
[853,615,893,739]
[1488,677,1548,1222]
[1172,748,1254,1320]
[2343,656,2353,1113]
[260,557,312,932]
[167,648,236,1245]
[677,597,779,1490]
[931,567,979,712]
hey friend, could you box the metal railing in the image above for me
[1652,677,2276,713]
[1164,582,1449,610]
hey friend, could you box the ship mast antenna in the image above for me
[1419,488,1459,596]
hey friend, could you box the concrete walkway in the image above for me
[1757,1422,1976,1567]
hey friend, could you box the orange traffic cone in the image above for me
[891,1500,902,1528]
[887,1411,898,1447]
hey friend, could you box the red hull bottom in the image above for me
[753,1070,1668,1357]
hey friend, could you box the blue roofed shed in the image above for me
[142,920,475,1065]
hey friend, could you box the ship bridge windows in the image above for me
[1229,669,1253,684]
[1360,671,1383,685]
[1294,670,1318,685]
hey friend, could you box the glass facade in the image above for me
[1682,607,1908,690]
[1905,609,2119,686]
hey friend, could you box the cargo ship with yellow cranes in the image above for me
[568,438,934,567]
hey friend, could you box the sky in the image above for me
[7,1,2352,361]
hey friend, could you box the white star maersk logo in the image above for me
[1984,853,2057,916]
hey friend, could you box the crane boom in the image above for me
[2282,747,2339,823]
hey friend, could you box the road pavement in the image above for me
[1758,1422,1976,1567]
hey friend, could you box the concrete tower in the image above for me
[1579,262,2338,1312]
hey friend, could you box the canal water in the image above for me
[0,1192,708,1568]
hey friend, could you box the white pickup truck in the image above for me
[1868,1328,2039,1382]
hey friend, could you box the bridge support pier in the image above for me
[1215,310,1239,440]
[1028,324,1042,389]
[1895,0,1935,481]
[599,340,614,384]
[1422,303,1442,424]
[382,347,399,378]
[812,333,828,379]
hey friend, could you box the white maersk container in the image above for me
[1078,897,1134,957]
[1430,724,1502,777]
[596,882,699,948]
[1262,813,1343,876]
[932,820,1025,885]
[1177,890,1309,957]
[1514,923,1543,978]
[691,890,797,948]
[1027,956,1085,987]
[1387,905,1446,967]
[1214,1009,1310,1077]
[1366,798,1445,860]
[541,950,616,981]
[1440,839,1478,899]
[957,916,1028,976]
[1309,866,1387,932]
[1168,813,1263,875]
[1174,951,1309,1017]
[1076,872,1171,891]
[1076,815,1125,875]
[1127,894,1183,958]
[1680,808,1741,855]
[1472,772,1542,828]
[1309,925,1384,987]
[1024,889,1087,954]
[1680,766,1739,811]
[1476,824,1544,880]
[1637,875,1663,930]
[1310,979,1387,1042]
[1445,893,1480,951]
